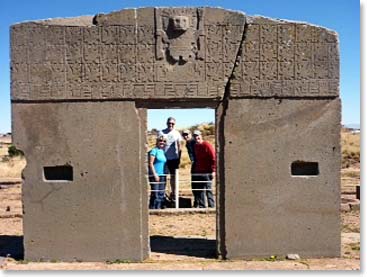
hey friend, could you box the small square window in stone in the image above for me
[44,165,73,181]
[291,161,319,176]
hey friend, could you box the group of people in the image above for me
[148,117,216,209]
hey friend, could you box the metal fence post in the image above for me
[175,169,179,209]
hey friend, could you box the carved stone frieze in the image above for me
[10,8,338,101]
[230,16,339,97]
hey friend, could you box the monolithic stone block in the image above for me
[222,98,341,259]
[12,102,148,262]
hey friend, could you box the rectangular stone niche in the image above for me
[43,165,73,181]
[291,161,319,176]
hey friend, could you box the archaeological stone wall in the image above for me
[11,7,340,261]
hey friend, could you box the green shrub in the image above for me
[8,145,24,157]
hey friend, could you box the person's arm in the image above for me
[177,140,181,154]
[149,153,159,182]
[176,131,182,160]
[177,138,181,153]
[177,130,183,153]
[207,142,216,173]
[186,143,194,162]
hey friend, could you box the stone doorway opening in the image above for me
[146,107,217,259]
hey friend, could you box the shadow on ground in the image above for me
[0,235,24,260]
[150,235,216,258]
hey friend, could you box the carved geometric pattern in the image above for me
[10,11,338,100]
[11,19,244,100]
[231,79,338,97]
[231,21,339,97]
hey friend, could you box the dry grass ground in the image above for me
[0,128,360,270]
[0,156,25,180]
[0,142,26,180]
[341,130,360,169]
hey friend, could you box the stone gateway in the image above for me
[10,7,340,261]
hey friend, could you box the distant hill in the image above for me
[344,124,360,130]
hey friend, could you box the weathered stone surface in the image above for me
[222,98,341,258]
[94,9,136,25]
[11,8,339,101]
[11,7,245,101]
[35,16,95,26]
[204,7,245,25]
[11,8,340,101]
[231,16,339,98]
[12,102,148,262]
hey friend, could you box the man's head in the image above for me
[182,129,192,141]
[193,130,203,144]
[166,117,176,131]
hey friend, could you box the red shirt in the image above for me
[194,141,216,173]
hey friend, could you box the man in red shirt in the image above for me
[192,130,216,208]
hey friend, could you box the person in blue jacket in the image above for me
[148,135,168,209]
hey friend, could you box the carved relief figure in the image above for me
[155,8,204,64]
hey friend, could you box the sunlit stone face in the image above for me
[172,15,189,31]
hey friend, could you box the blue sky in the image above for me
[0,0,360,133]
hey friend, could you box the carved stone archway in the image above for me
[11,7,340,261]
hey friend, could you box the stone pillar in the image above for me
[220,14,341,259]
[222,99,341,258]
[12,102,148,261]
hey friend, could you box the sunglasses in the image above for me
[167,122,175,125]
[159,139,166,142]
